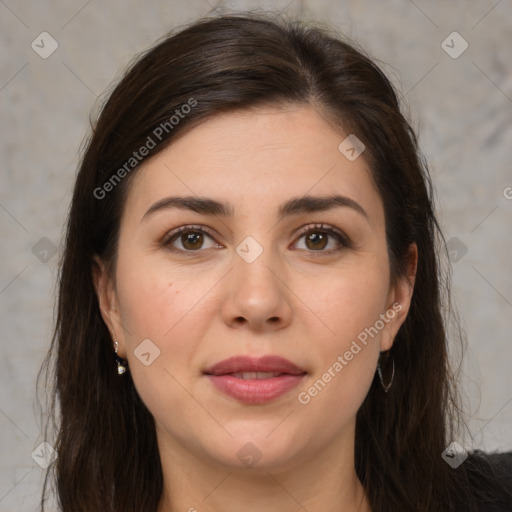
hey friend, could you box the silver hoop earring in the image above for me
[377,357,394,393]
[113,341,128,375]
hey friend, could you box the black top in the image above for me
[468,451,512,511]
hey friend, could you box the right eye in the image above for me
[162,225,222,253]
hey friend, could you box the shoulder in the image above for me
[465,450,512,512]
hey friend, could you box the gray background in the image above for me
[1,0,511,510]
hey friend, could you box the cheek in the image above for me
[116,250,207,342]
[309,261,390,344]
[113,254,207,391]
[294,262,388,413]
[114,261,208,428]
[116,269,177,341]
[114,251,227,390]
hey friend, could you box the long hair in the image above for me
[38,13,510,511]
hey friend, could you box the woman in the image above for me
[39,13,511,512]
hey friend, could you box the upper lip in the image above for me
[203,355,306,376]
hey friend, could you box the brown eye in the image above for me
[163,226,219,253]
[305,232,328,250]
[180,231,204,250]
[294,224,351,253]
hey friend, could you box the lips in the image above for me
[204,355,306,376]
[203,355,307,404]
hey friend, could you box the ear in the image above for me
[380,242,418,351]
[92,255,126,357]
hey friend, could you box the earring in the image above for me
[113,341,128,375]
[377,356,394,393]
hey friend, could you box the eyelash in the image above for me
[161,223,352,255]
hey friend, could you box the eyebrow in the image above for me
[141,194,369,223]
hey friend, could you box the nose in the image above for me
[220,245,293,332]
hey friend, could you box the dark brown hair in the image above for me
[39,12,511,511]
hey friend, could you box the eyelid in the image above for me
[292,223,352,251]
[161,224,220,248]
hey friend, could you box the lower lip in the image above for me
[206,374,306,404]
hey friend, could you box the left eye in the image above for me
[293,225,349,252]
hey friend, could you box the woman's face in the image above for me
[95,105,416,472]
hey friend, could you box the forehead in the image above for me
[122,105,383,227]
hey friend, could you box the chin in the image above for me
[199,426,308,472]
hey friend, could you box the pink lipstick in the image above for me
[203,355,307,404]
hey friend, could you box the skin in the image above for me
[93,105,417,512]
